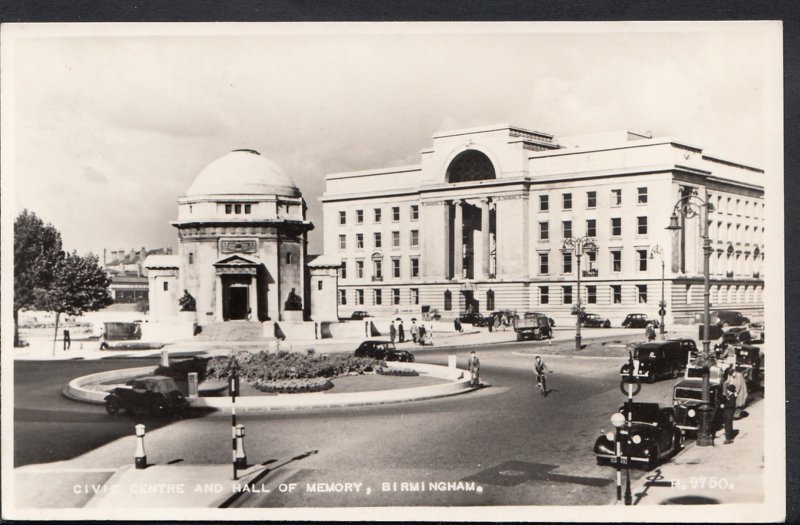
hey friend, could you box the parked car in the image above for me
[513,312,553,341]
[621,313,660,329]
[620,340,691,382]
[354,340,415,362]
[526,311,555,327]
[672,379,723,436]
[350,311,372,320]
[711,310,750,328]
[459,312,488,327]
[593,402,684,469]
[722,327,752,345]
[747,321,765,343]
[580,313,611,328]
[105,376,188,418]
[734,344,763,386]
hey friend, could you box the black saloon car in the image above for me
[594,402,684,469]
[620,340,691,382]
[621,313,660,329]
[711,310,750,328]
[354,340,415,362]
[350,311,372,320]
[458,312,488,327]
[734,344,763,386]
[105,376,189,418]
[722,327,753,345]
[581,313,611,328]
[672,379,723,436]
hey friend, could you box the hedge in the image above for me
[205,350,378,383]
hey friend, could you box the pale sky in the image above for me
[3,22,781,257]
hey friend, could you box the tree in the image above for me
[13,210,63,346]
[38,252,113,355]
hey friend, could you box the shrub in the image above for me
[252,377,333,393]
[377,367,419,377]
[205,351,378,384]
[155,357,210,381]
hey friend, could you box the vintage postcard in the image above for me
[1,22,785,521]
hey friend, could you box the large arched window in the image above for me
[444,289,453,311]
[445,150,496,183]
[486,289,495,311]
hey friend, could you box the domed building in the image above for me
[146,149,315,326]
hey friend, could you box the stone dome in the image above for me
[185,149,299,198]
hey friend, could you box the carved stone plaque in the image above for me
[220,239,257,254]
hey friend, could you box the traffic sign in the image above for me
[658,308,666,317]
[619,376,641,397]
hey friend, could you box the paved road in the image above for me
[14,335,681,507]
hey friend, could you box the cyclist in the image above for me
[534,355,553,396]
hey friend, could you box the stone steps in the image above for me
[195,321,271,341]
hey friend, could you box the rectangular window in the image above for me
[540,286,549,305]
[586,219,596,237]
[374,259,383,279]
[563,193,572,210]
[188,253,194,264]
[638,187,648,204]
[587,285,597,304]
[244,204,251,214]
[563,220,572,238]
[357,289,364,305]
[225,204,232,214]
[356,209,364,224]
[286,252,293,265]
[374,208,382,222]
[611,217,622,236]
[339,211,346,225]
[392,231,400,248]
[611,250,622,272]
[637,216,648,235]
[356,260,364,278]
[410,205,419,221]
[563,252,573,274]
[318,280,323,291]
[163,281,169,291]
[410,288,419,305]
[339,289,347,305]
[637,284,648,304]
[234,204,242,214]
[374,232,382,248]
[563,285,573,305]
[612,189,622,206]
[374,289,382,305]
[612,285,622,304]
[341,261,347,279]
[410,257,420,278]
[356,233,364,249]
[392,206,400,222]
[410,230,419,248]
[539,253,549,275]
[638,249,648,271]
[540,194,549,211]
[392,288,400,305]
[587,191,597,209]
[392,258,401,278]
[539,221,549,241]
[339,235,346,250]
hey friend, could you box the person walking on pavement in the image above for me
[63,328,71,350]
[534,355,553,396]
[389,320,397,344]
[720,383,737,444]
[727,365,748,419]
[398,319,405,343]
[418,324,427,346]
[467,350,481,387]
[410,319,418,344]
[99,326,109,350]
[645,322,656,342]
[454,318,463,333]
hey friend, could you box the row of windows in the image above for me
[537,248,655,275]
[339,230,420,250]
[340,287,421,306]
[539,187,648,212]
[339,204,420,225]
[341,256,421,280]
[538,284,648,305]
[224,203,252,215]
[538,217,647,240]
[710,194,765,219]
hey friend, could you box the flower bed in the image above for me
[376,366,419,377]
[252,377,334,393]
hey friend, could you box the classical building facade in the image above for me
[321,125,765,325]
[145,149,315,325]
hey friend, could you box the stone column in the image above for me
[454,200,464,279]
[248,275,258,321]
[215,274,224,321]
[480,198,491,278]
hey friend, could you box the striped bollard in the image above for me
[235,424,247,468]
[134,424,147,469]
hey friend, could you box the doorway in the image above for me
[225,284,249,320]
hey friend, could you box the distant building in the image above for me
[321,124,765,325]
[103,247,172,305]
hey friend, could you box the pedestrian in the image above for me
[720,383,737,444]
[99,327,109,350]
[454,318,463,333]
[398,319,405,343]
[467,350,481,387]
[63,328,71,350]
[727,366,748,418]
[410,319,418,344]
[534,355,554,396]
[645,322,656,342]
[389,320,397,344]
[418,324,427,345]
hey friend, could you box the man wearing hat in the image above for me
[467,350,481,387]
[720,382,737,444]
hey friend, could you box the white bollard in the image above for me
[134,424,147,469]
[188,372,199,398]
[160,350,169,367]
[234,424,247,468]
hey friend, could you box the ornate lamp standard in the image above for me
[561,236,598,351]
[666,188,715,447]
[649,244,666,338]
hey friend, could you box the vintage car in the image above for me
[349,311,372,320]
[734,344,763,386]
[722,327,753,345]
[672,379,723,436]
[458,312,488,327]
[512,312,553,341]
[621,313,660,329]
[594,402,684,469]
[580,312,611,328]
[711,310,750,328]
[354,340,415,362]
[747,321,765,343]
[104,376,189,418]
[620,340,691,382]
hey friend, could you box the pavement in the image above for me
[624,397,764,506]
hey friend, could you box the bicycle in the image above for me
[536,372,548,396]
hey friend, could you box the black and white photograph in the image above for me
[1,21,785,521]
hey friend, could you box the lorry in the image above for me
[512,312,553,341]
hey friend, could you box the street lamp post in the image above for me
[650,245,666,337]
[666,188,714,447]
[561,236,598,351]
